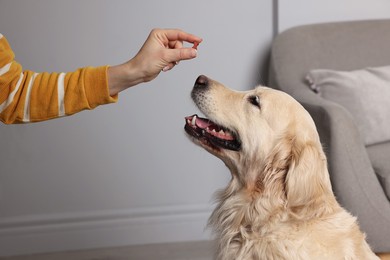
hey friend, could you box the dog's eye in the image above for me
[248,95,260,108]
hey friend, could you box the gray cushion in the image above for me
[366,141,390,200]
[306,66,390,146]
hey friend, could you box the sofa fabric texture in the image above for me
[367,141,390,200]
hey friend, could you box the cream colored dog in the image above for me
[185,75,378,260]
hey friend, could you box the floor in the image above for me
[379,253,390,260]
[0,241,214,260]
[1,241,389,260]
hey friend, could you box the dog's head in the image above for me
[185,75,334,210]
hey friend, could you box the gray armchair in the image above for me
[268,19,390,253]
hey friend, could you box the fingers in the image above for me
[175,47,198,61]
[162,63,175,72]
[151,28,202,73]
[168,38,199,61]
[162,48,198,72]
[161,29,202,45]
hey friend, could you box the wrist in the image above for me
[107,60,144,96]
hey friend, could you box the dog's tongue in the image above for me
[194,117,212,129]
[185,115,214,130]
[185,114,235,141]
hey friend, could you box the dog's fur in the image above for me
[186,76,379,260]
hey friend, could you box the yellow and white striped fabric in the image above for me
[0,33,117,124]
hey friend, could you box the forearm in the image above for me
[0,65,117,124]
[0,34,117,124]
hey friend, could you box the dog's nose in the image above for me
[194,75,209,88]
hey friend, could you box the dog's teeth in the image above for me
[191,115,197,126]
[219,129,225,135]
[212,129,216,133]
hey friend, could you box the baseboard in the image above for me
[0,204,214,257]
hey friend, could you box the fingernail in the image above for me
[191,49,197,58]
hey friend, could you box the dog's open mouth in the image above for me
[185,114,241,151]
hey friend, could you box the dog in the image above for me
[184,75,379,260]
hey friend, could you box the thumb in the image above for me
[168,48,198,62]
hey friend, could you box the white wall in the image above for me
[0,0,273,256]
[278,0,390,32]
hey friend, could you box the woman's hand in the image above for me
[108,29,202,95]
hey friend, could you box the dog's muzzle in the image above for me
[184,75,241,151]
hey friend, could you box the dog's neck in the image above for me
[208,175,287,235]
[208,166,339,259]
[208,176,287,259]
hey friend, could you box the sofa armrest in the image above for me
[297,93,390,251]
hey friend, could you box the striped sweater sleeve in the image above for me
[0,33,118,124]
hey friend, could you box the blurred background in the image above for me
[0,0,389,256]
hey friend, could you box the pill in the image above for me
[193,42,199,50]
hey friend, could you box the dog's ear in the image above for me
[260,134,334,212]
[259,135,295,196]
[285,140,334,213]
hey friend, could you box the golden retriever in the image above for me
[184,75,379,260]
